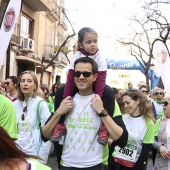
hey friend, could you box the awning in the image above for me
[15,56,42,66]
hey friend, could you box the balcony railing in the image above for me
[11,24,20,46]
[59,21,68,31]
[46,3,60,22]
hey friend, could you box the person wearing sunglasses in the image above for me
[153,97,170,170]
[109,89,155,170]
[153,88,165,120]
[42,57,128,170]
[50,27,115,148]
[13,71,51,164]
[5,76,18,102]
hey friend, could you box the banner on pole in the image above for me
[152,39,170,96]
[0,0,22,69]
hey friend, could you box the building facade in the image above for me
[0,0,69,87]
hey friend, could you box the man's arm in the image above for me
[42,96,73,139]
[91,94,124,141]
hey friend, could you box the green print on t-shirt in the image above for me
[67,111,97,130]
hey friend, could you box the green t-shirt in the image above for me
[102,100,122,165]
[0,95,18,139]
[29,158,51,169]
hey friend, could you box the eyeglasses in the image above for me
[142,90,148,93]
[5,82,10,86]
[155,92,163,95]
[163,101,169,107]
[74,71,93,78]
[21,106,27,121]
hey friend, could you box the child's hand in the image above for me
[91,94,104,114]
[57,96,73,115]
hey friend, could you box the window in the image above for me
[20,14,34,38]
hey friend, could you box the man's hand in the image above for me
[56,96,73,116]
[91,94,104,114]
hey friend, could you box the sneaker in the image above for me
[97,125,108,146]
[50,123,67,142]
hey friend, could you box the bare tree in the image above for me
[118,1,170,90]
[144,1,170,43]
[40,8,76,84]
[118,14,154,90]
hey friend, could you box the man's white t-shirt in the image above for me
[61,93,103,168]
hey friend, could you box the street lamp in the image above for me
[150,63,155,89]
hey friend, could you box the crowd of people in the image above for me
[0,26,170,170]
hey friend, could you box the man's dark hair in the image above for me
[128,82,132,86]
[8,76,18,85]
[139,85,147,90]
[116,88,124,94]
[74,57,98,73]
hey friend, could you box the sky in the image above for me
[64,0,170,60]
[65,0,141,59]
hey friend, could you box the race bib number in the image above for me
[115,143,138,162]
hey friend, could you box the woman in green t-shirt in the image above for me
[109,89,155,170]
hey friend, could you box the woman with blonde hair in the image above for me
[109,89,155,170]
[14,70,51,164]
[153,87,165,120]
[0,126,51,170]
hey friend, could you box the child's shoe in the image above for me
[97,125,108,146]
[50,123,67,142]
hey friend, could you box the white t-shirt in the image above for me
[16,113,37,155]
[113,114,154,163]
[69,51,107,71]
[61,93,103,168]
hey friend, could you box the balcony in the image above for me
[59,21,68,31]
[46,4,60,22]
[11,24,20,46]
[23,0,50,11]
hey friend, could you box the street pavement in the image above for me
[46,143,154,170]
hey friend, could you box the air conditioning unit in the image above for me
[20,37,35,52]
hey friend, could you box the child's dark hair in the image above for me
[78,27,98,43]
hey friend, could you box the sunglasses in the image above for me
[163,101,169,107]
[21,106,27,121]
[142,90,148,93]
[5,82,10,86]
[74,71,93,78]
[155,92,163,95]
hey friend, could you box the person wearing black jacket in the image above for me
[42,57,128,170]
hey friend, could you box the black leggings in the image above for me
[60,164,105,170]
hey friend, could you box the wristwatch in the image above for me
[99,109,108,117]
